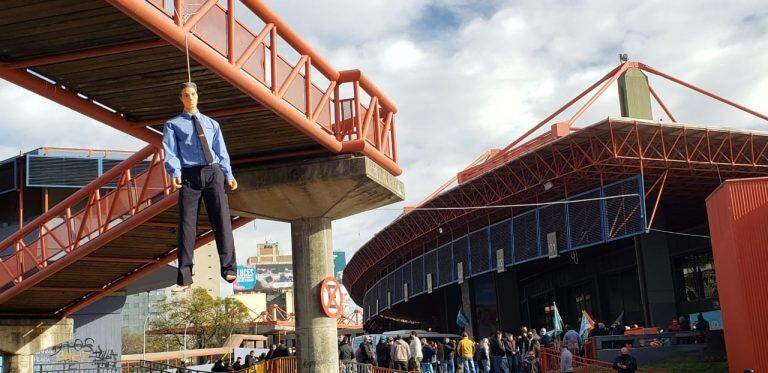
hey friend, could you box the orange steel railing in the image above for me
[112,0,399,173]
[341,361,415,373]
[540,347,665,373]
[0,145,171,304]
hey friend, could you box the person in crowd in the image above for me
[530,329,541,346]
[232,357,243,371]
[391,335,411,370]
[530,339,541,358]
[211,360,226,372]
[339,336,355,363]
[503,332,517,373]
[243,350,256,368]
[667,318,681,332]
[563,325,581,355]
[265,344,277,360]
[422,338,436,373]
[521,351,539,373]
[612,347,637,373]
[223,361,235,372]
[678,316,691,331]
[443,338,456,373]
[517,328,531,357]
[429,341,443,373]
[694,313,710,331]
[457,332,476,373]
[410,331,424,371]
[539,328,551,348]
[559,344,573,373]
[477,338,490,373]
[273,343,289,358]
[357,335,377,365]
[377,336,392,368]
[245,350,261,367]
[436,340,445,373]
[490,331,508,373]
[590,322,609,337]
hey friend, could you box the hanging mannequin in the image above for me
[162,82,238,291]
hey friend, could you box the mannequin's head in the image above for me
[179,82,198,113]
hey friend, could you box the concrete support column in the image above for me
[0,318,73,373]
[291,217,338,373]
[459,281,475,339]
[3,354,32,373]
[618,67,653,120]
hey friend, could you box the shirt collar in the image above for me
[181,110,200,120]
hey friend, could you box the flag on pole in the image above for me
[456,308,469,329]
[579,309,595,341]
[548,302,564,337]
[612,311,625,327]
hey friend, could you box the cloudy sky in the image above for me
[1,1,766,292]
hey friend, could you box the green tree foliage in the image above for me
[122,333,178,355]
[150,288,250,350]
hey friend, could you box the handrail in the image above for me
[0,145,171,294]
[125,0,400,173]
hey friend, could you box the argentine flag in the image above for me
[579,310,595,341]
[547,302,564,337]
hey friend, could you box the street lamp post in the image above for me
[142,291,151,362]
[183,320,193,363]
[142,313,153,361]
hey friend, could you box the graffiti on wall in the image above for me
[36,337,118,368]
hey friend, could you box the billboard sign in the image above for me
[333,251,346,280]
[235,263,293,291]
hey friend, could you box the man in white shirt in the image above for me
[409,331,424,371]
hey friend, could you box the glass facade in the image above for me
[121,290,167,334]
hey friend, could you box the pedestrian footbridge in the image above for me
[0,0,400,318]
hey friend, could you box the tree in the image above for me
[150,288,250,350]
[122,332,177,355]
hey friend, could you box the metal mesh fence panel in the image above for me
[401,262,411,300]
[437,244,453,287]
[392,265,403,304]
[469,228,491,275]
[513,210,540,263]
[489,219,513,267]
[538,203,569,255]
[411,255,425,296]
[604,176,646,240]
[452,237,469,279]
[568,189,604,250]
[379,276,389,310]
[424,249,438,291]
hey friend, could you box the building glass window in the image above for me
[673,251,718,302]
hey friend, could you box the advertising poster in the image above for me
[235,263,293,291]
[333,251,346,280]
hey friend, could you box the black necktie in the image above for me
[192,115,214,164]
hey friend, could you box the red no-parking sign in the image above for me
[320,277,344,318]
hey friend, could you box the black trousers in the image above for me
[177,164,236,286]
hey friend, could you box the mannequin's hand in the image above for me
[172,177,183,189]
[227,178,238,191]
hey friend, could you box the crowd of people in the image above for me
[339,325,643,373]
[206,344,297,372]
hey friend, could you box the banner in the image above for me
[456,308,469,329]
[234,264,293,291]
[579,309,595,341]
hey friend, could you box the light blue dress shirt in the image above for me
[162,111,234,180]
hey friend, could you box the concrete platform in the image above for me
[229,155,405,221]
